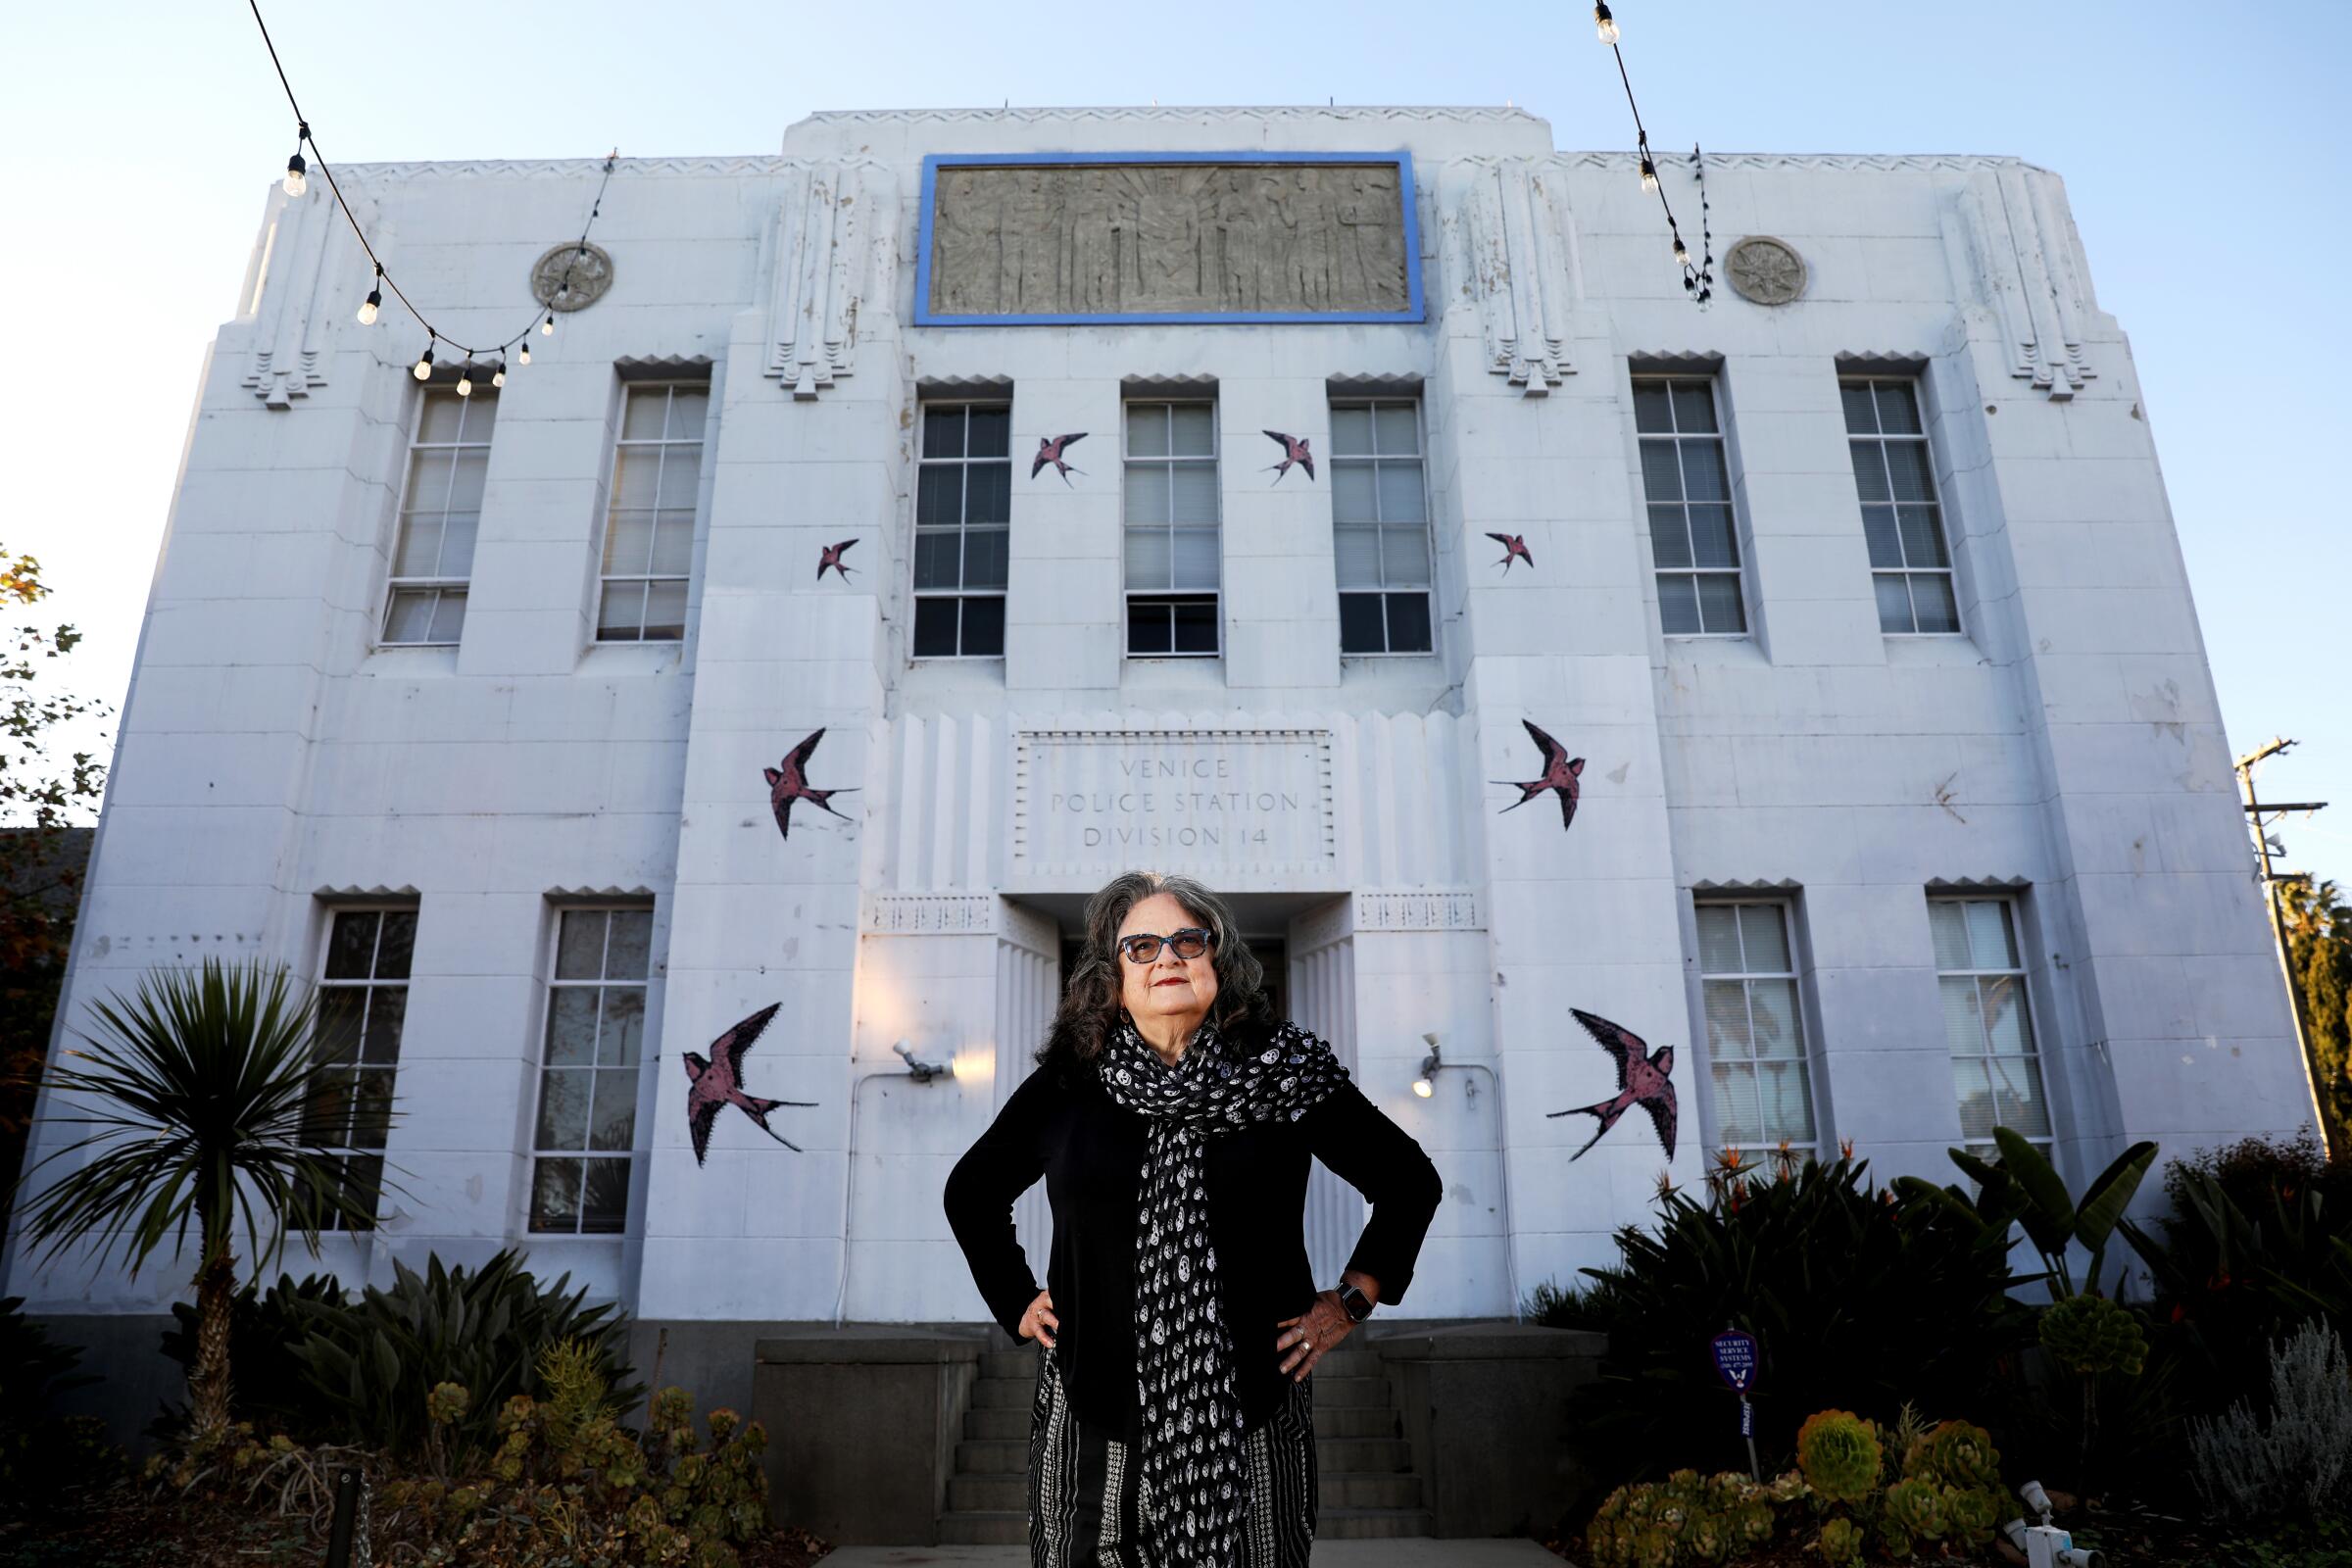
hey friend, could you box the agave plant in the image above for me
[14,957,388,1441]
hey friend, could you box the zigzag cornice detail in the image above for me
[1687,877,1803,894]
[547,885,662,902]
[331,156,889,182]
[1553,151,2055,175]
[315,884,424,901]
[799,105,1542,126]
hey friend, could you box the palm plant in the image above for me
[14,956,388,1441]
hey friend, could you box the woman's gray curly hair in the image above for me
[1035,870,1277,1076]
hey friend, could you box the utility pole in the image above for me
[2234,737,2333,1152]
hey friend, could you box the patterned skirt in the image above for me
[1027,1342,1316,1568]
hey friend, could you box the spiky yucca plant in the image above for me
[15,957,387,1441]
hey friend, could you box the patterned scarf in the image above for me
[1095,1009,1352,1566]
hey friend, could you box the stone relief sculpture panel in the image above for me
[923,160,1415,319]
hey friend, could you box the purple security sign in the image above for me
[1711,1330,1760,1392]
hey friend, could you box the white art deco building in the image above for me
[7,107,2318,1362]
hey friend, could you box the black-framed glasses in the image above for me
[1118,927,1214,965]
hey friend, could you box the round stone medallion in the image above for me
[530,241,615,313]
[1725,236,1806,306]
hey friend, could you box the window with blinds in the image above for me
[299,906,416,1230]
[1842,376,1960,635]
[1932,895,2051,1152]
[1634,375,1745,636]
[1696,900,1817,1153]
[598,382,708,642]
[529,906,655,1235]
[1331,399,1433,655]
[1124,401,1220,656]
[384,389,496,646]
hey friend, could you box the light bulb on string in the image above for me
[357,264,382,326]
[1672,235,1690,268]
[282,122,310,196]
[413,341,435,381]
[1593,2,1619,43]
[456,363,475,398]
[1640,158,1659,194]
[517,340,532,367]
[490,360,507,389]
[540,313,556,337]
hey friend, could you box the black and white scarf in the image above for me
[1095,1010,1352,1566]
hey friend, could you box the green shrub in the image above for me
[155,1268,349,1439]
[0,1298,122,1518]
[1560,1155,2031,1492]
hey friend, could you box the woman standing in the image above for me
[944,871,1444,1567]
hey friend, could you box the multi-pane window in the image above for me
[1331,400,1433,655]
[384,389,497,646]
[1124,401,1220,656]
[530,906,653,1235]
[1842,377,1959,635]
[1697,901,1816,1152]
[1931,896,2051,1150]
[599,383,707,643]
[301,907,416,1230]
[1634,376,1745,636]
[913,404,1010,659]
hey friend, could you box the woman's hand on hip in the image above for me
[1018,1288,1058,1348]
[1274,1291,1353,1381]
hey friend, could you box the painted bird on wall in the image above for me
[1487,532,1534,573]
[684,1002,817,1164]
[1494,718,1585,830]
[1549,1007,1678,1161]
[817,538,859,581]
[1032,432,1088,484]
[764,728,858,839]
[1262,430,1315,483]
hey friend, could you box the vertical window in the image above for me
[301,906,416,1230]
[1331,400,1433,654]
[530,906,653,1235]
[1124,401,1220,656]
[1842,377,1959,635]
[384,389,496,646]
[1696,901,1816,1153]
[913,403,1010,658]
[1633,376,1745,636]
[1932,896,2051,1151]
[599,382,708,643]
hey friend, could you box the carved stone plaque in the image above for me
[1725,236,1806,306]
[1012,728,1336,876]
[920,157,1420,322]
[531,242,615,313]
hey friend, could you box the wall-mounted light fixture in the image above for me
[1408,1030,1521,1319]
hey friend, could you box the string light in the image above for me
[245,2,619,377]
[517,340,531,367]
[282,122,309,197]
[1593,7,1709,307]
[539,313,556,337]
[455,362,475,398]
[1688,143,1715,307]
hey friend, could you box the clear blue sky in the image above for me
[3,1,2346,892]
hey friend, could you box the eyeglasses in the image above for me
[1117,927,1214,964]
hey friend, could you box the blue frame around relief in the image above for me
[913,151,1424,327]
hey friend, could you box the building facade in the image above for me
[5,108,2317,1350]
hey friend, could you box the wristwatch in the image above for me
[1336,1283,1375,1323]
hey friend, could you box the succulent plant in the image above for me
[1816,1516,1865,1566]
[2038,1294,2148,1377]
[1911,1418,2002,1493]
[1883,1475,1946,1539]
[1940,1483,2002,1544]
[1796,1409,1885,1504]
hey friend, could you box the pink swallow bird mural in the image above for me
[763,728,858,840]
[817,538,858,581]
[684,1002,816,1164]
[1031,432,1088,485]
[1487,532,1534,573]
[1261,429,1315,483]
[1493,718,1586,830]
[1549,1007,1678,1161]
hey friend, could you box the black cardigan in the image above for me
[942,1018,1444,1437]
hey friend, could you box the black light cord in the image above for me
[245,0,617,362]
[1596,5,1709,304]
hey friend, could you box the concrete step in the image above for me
[935,1509,1028,1546]
[949,1473,1029,1513]
[1321,1472,1425,1510]
[1317,1506,1436,1540]
[1311,1404,1403,1440]
[954,1433,1415,1480]
[970,1378,1035,1407]
[965,1404,1030,1441]
[1305,1375,1389,1408]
